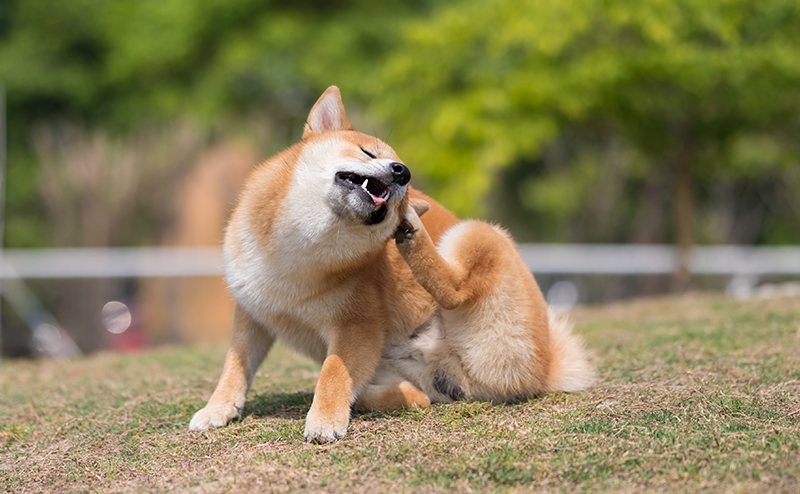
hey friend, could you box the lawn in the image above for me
[1,293,798,493]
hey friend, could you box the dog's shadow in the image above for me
[243,391,314,421]
[241,391,419,422]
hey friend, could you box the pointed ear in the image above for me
[410,198,431,217]
[303,86,353,139]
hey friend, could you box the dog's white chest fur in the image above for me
[222,141,398,361]
[223,225,349,361]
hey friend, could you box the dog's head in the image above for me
[287,86,412,245]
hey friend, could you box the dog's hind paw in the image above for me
[395,203,425,245]
[394,218,417,244]
[189,402,242,431]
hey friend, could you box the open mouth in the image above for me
[335,171,390,224]
[336,172,390,206]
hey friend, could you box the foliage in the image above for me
[0,0,438,247]
[371,0,800,245]
[1,0,799,249]
[0,0,434,128]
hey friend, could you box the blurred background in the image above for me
[1,0,798,358]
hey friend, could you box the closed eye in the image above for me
[360,147,377,159]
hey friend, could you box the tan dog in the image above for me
[189,86,594,442]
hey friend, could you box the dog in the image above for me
[189,86,595,443]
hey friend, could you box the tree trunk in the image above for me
[672,124,694,292]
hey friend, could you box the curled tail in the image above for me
[544,308,596,393]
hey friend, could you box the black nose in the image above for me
[390,162,411,186]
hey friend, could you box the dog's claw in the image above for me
[395,218,416,243]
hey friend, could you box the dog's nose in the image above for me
[390,162,411,185]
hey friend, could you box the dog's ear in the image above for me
[410,198,431,217]
[303,86,353,139]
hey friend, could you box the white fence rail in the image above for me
[516,244,800,275]
[1,247,224,279]
[2,244,798,358]
[1,244,799,279]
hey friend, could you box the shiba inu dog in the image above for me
[189,86,594,443]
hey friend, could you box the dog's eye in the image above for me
[360,147,377,159]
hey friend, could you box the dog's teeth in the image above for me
[361,179,369,191]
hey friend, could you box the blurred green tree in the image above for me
[372,0,800,287]
[0,0,436,129]
[0,0,439,246]
[1,0,799,266]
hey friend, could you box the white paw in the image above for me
[303,406,349,443]
[188,402,241,431]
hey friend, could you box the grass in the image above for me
[1,293,798,493]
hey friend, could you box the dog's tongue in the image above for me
[360,178,387,209]
[369,194,387,212]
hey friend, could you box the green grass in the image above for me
[1,294,798,493]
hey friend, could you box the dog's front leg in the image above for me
[304,326,382,443]
[189,304,274,431]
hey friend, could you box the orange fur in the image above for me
[190,86,595,442]
[356,381,431,412]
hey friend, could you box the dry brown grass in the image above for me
[2,293,799,493]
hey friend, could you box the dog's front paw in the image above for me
[189,402,242,431]
[303,405,350,444]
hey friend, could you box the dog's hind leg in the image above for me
[395,199,557,402]
[189,303,275,431]
[395,199,500,310]
[356,380,431,412]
